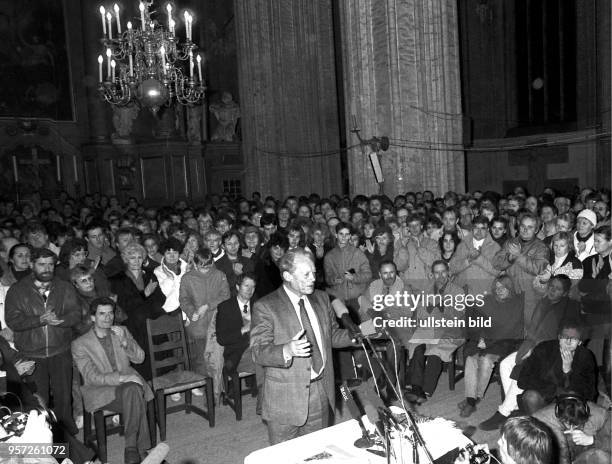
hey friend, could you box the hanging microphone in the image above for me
[339,382,375,448]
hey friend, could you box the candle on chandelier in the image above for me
[129,54,134,77]
[169,19,175,35]
[106,48,112,79]
[184,11,192,41]
[12,156,18,183]
[189,50,194,79]
[160,46,166,75]
[97,55,103,82]
[139,2,146,31]
[111,60,116,81]
[114,4,121,34]
[99,6,106,35]
[196,54,202,82]
[106,12,113,39]
[166,4,173,32]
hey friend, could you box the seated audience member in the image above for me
[216,273,257,376]
[306,223,333,290]
[364,225,409,277]
[324,222,372,310]
[578,226,612,356]
[537,203,559,240]
[72,297,153,464]
[517,320,598,415]
[260,213,278,244]
[204,229,225,262]
[481,276,583,430]
[594,200,610,227]
[22,222,60,256]
[460,276,522,417]
[141,233,163,273]
[438,230,460,264]
[3,243,32,285]
[241,225,263,260]
[103,227,138,278]
[254,232,288,299]
[216,230,255,294]
[573,209,597,261]
[154,238,189,315]
[178,248,230,394]
[450,216,501,295]
[180,229,201,267]
[85,222,116,268]
[441,207,469,240]
[534,393,611,464]
[492,212,549,334]
[405,260,465,403]
[56,238,111,296]
[489,216,509,247]
[533,232,583,297]
[520,274,582,360]
[360,260,411,345]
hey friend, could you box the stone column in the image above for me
[339,0,464,197]
[235,0,342,198]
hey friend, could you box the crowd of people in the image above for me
[0,185,609,464]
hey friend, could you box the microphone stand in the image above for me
[359,335,435,464]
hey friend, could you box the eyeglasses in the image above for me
[77,277,94,284]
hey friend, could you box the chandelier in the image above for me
[96,1,205,113]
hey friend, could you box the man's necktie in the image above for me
[243,304,248,314]
[298,298,323,373]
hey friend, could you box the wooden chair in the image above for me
[443,346,465,391]
[146,313,215,441]
[222,370,257,420]
[81,377,156,463]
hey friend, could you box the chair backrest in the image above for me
[146,312,192,379]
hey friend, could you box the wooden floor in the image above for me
[100,371,505,464]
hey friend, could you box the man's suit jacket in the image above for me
[72,327,154,413]
[250,287,353,426]
[216,297,252,369]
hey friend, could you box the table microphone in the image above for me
[339,382,374,448]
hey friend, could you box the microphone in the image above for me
[339,382,374,448]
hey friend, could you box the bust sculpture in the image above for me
[209,91,240,142]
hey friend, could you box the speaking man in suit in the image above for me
[72,296,154,464]
[250,248,356,444]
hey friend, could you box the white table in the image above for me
[245,415,472,464]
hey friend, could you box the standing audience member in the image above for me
[450,216,501,295]
[178,248,230,398]
[5,248,81,436]
[493,212,549,334]
[324,222,372,311]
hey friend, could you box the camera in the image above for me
[0,412,29,439]
[464,444,490,464]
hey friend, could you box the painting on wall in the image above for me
[0,0,74,120]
